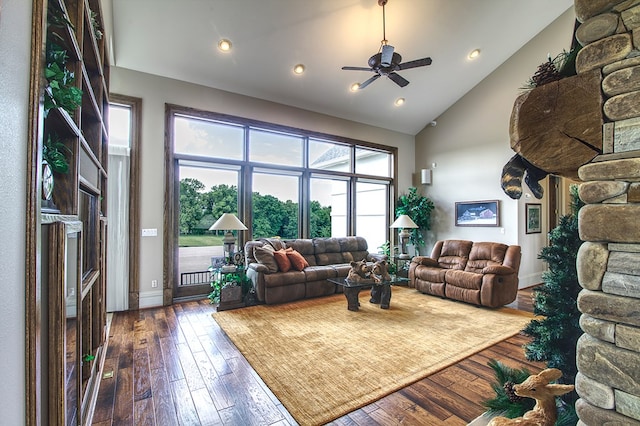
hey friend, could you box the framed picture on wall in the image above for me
[526,203,542,234]
[455,200,500,227]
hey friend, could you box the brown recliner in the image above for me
[409,240,521,308]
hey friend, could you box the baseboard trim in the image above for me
[519,271,543,289]
[139,290,163,309]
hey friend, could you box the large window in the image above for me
[249,129,303,167]
[174,114,244,160]
[167,105,397,299]
[252,170,300,239]
[355,181,389,252]
[310,176,347,238]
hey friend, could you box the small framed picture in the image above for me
[526,203,542,234]
[455,200,500,227]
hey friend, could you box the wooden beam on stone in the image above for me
[509,69,604,178]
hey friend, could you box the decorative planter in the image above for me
[41,160,59,213]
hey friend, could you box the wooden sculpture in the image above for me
[346,260,372,283]
[371,260,392,283]
[487,368,574,426]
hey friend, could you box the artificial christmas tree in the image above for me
[522,185,584,405]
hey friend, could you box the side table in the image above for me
[391,256,412,280]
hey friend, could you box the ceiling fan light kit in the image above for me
[342,0,432,90]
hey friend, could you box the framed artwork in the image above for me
[526,203,542,234]
[455,200,500,227]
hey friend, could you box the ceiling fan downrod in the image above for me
[381,0,387,47]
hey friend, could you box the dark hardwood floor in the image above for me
[91,287,542,426]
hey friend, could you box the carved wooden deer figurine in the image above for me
[488,368,574,426]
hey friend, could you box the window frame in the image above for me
[164,104,398,303]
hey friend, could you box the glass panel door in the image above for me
[176,161,240,299]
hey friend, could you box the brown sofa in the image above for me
[408,239,521,308]
[244,236,384,305]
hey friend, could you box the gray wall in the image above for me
[414,7,575,287]
[0,0,32,423]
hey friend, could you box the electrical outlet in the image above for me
[151,279,158,288]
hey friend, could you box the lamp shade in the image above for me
[209,213,248,231]
[390,214,418,229]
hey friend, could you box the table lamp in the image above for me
[209,213,248,272]
[390,214,418,259]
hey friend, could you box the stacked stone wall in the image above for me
[574,0,640,424]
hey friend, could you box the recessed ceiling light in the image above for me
[350,83,360,92]
[218,39,232,52]
[468,49,481,60]
[394,97,405,106]
[293,64,305,74]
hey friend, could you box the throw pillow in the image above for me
[273,249,292,272]
[253,245,278,273]
[287,249,310,271]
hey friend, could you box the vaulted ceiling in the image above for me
[104,0,573,135]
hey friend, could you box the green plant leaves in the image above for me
[44,42,82,117]
[43,134,71,173]
[396,187,434,250]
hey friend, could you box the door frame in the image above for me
[110,94,142,310]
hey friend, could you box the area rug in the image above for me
[212,286,534,425]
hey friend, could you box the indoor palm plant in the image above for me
[395,187,434,254]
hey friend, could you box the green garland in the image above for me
[482,359,578,424]
[44,42,83,117]
[482,359,535,418]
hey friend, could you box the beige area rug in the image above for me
[212,286,534,425]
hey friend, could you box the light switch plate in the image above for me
[141,228,158,237]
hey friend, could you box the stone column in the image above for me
[576,163,640,425]
[574,1,640,424]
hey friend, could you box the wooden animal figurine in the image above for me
[501,153,548,200]
[369,260,392,308]
[346,260,372,283]
[371,260,391,283]
[487,368,574,426]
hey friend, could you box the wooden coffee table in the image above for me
[328,276,409,311]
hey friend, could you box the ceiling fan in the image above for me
[342,0,432,89]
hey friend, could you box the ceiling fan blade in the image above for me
[358,74,381,89]
[388,72,409,87]
[398,57,432,70]
[342,66,374,71]
[381,44,394,67]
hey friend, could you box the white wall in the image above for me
[110,68,415,306]
[0,0,32,423]
[415,7,575,288]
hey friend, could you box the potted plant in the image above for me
[209,266,251,311]
[396,187,434,255]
